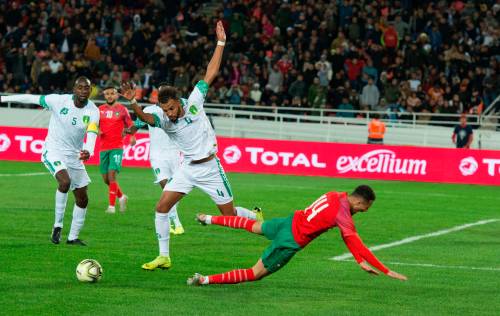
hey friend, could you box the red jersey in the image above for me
[292,191,389,274]
[98,103,133,151]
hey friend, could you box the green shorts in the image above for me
[261,215,301,273]
[99,149,124,174]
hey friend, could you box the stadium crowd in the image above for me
[0,0,499,120]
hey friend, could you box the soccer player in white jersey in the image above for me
[120,21,262,270]
[125,105,185,235]
[0,77,99,246]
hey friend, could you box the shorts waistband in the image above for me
[190,154,216,164]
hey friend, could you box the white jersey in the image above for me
[151,80,217,162]
[40,94,99,154]
[135,105,179,162]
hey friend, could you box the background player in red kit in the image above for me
[99,86,136,214]
[188,185,407,285]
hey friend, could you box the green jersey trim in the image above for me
[216,157,233,197]
[39,95,49,109]
[134,118,146,128]
[152,113,161,127]
[195,80,209,97]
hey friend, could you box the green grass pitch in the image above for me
[0,161,499,315]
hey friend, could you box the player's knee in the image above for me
[155,202,170,213]
[76,196,89,208]
[58,180,71,193]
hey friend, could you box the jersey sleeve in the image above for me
[342,233,390,274]
[134,118,147,128]
[144,105,164,128]
[39,94,61,111]
[186,80,209,112]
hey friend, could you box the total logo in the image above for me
[222,145,326,168]
[223,145,241,164]
[458,157,500,176]
[0,134,11,152]
[459,157,478,176]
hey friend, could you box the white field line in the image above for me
[0,172,47,177]
[331,218,500,261]
[335,259,500,272]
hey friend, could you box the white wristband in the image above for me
[130,98,137,104]
[217,41,225,46]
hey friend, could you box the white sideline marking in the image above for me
[0,172,47,177]
[331,219,500,261]
[335,259,500,272]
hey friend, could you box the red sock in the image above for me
[211,216,256,232]
[116,183,123,198]
[208,268,256,284]
[109,181,117,206]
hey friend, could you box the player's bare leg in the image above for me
[188,258,270,286]
[158,180,184,234]
[142,190,185,270]
[104,170,127,213]
[216,201,263,220]
[51,170,71,244]
[66,186,89,246]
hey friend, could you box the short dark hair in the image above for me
[351,185,376,203]
[158,85,178,103]
[103,86,117,91]
[74,76,91,86]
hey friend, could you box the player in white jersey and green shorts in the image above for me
[0,77,99,246]
[120,21,262,270]
[125,104,185,235]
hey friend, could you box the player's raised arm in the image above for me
[342,233,407,281]
[1,94,47,108]
[203,21,226,85]
[119,82,158,127]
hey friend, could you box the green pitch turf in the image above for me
[0,161,499,315]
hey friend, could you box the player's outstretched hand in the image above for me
[216,20,226,42]
[387,270,408,281]
[119,81,136,101]
[79,150,90,161]
[359,261,379,275]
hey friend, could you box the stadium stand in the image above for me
[0,0,498,121]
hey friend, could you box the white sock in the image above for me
[155,212,170,257]
[201,275,209,284]
[68,204,87,241]
[204,215,212,225]
[235,206,257,220]
[168,203,183,227]
[54,190,68,228]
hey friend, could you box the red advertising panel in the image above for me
[1,126,499,185]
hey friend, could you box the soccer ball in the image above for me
[76,259,103,283]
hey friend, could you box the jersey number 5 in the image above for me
[305,195,329,222]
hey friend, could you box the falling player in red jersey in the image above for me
[98,86,136,214]
[187,185,407,285]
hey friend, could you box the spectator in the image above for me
[226,84,243,105]
[288,74,306,101]
[249,83,262,105]
[360,77,380,110]
[452,115,473,149]
[337,97,355,118]
[267,63,283,94]
[84,38,101,62]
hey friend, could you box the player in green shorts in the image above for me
[188,185,407,285]
[98,86,136,213]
